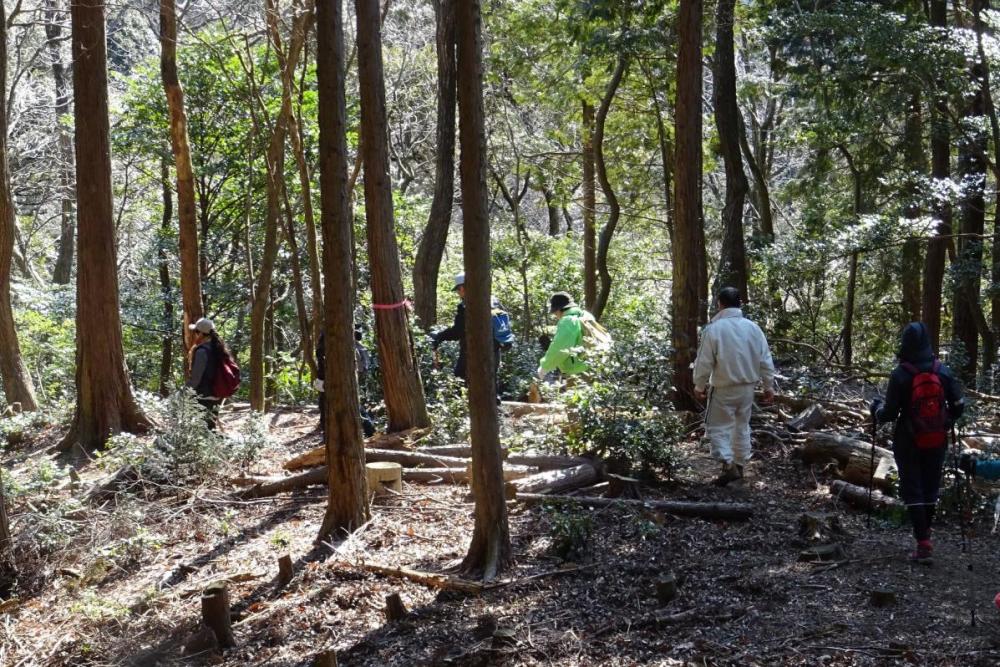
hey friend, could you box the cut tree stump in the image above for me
[85,465,140,503]
[312,650,338,667]
[798,543,847,562]
[201,581,235,648]
[794,433,895,490]
[787,404,828,433]
[829,480,902,511]
[384,592,408,621]
[511,464,599,495]
[283,428,432,470]
[517,493,754,521]
[366,462,403,495]
[277,555,293,587]
[655,572,678,604]
[870,588,897,607]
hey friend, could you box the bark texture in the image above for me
[45,0,75,285]
[921,0,951,351]
[316,0,370,539]
[0,1,38,412]
[672,0,704,411]
[412,0,456,329]
[355,0,430,431]
[61,0,149,453]
[712,0,749,301]
[582,99,597,310]
[455,0,511,581]
[592,55,627,321]
[160,0,203,348]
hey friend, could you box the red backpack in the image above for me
[212,353,241,399]
[901,360,947,449]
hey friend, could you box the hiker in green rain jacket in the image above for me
[536,292,594,378]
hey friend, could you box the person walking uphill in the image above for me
[871,322,964,564]
[693,287,776,486]
[431,273,510,387]
[187,318,235,430]
[537,292,607,379]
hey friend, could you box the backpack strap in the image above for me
[901,361,919,376]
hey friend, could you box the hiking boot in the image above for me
[713,462,743,487]
[909,540,933,565]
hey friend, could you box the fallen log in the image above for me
[501,401,565,418]
[516,493,754,521]
[284,428,433,470]
[787,404,828,433]
[238,467,327,499]
[286,447,471,472]
[417,444,487,458]
[505,453,593,471]
[794,432,895,490]
[829,480,902,511]
[86,465,140,503]
[349,562,483,595]
[404,465,534,484]
[511,464,599,495]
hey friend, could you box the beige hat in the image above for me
[188,317,214,334]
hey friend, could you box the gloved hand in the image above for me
[959,451,978,478]
[869,398,883,423]
[536,366,546,381]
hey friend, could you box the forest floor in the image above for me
[4,388,1000,666]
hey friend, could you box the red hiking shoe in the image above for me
[910,539,933,565]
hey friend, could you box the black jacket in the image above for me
[432,302,467,379]
[875,322,964,448]
[188,342,219,398]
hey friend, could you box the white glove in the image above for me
[313,379,325,392]
[536,367,546,381]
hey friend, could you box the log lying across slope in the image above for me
[284,427,431,470]
[516,493,754,521]
[793,432,896,490]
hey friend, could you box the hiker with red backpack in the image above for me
[187,317,240,430]
[871,321,964,564]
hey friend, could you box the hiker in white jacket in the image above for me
[693,287,776,486]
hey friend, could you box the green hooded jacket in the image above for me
[539,306,593,375]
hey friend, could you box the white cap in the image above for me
[454,272,465,290]
[188,317,214,334]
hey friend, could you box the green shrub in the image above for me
[544,504,592,561]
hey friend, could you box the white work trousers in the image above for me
[705,383,756,466]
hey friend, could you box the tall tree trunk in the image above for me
[316,0,369,539]
[953,0,989,385]
[456,0,511,581]
[250,0,312,411]
[921,0,951,352]
[282,181,316,378]
[0,3,38,412]
[355,0,430,432]
[712,0,749,301]
[592,55,627,321]
[838,145,863,368]
[642,62,674,245]
[672,0,704,412]
[45,0,75,286]
[290,86,324,358]
[542,185,561,236]
[412,0,456,330]
[582,99,597,311]
[160,0,203,349]
[902,92,924,324]
[60,0,149,454]
[158,154,174,397]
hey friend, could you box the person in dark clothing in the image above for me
[871,322,964,564]
[186,317,230,430]
[431,273,469,379]
[431,272,505,398]
[315,328,375,437]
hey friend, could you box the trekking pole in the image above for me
[953,423,977,627]
[867,410,878,530]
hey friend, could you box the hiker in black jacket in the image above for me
[187,317,228,430]
[315,328,375,437]
[871,322,964,563]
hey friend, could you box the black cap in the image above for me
[548,292,576,314]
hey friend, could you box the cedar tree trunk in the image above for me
[60,0,149,453]
[355,0,430,431]
[456,0,511,581]
[316,0,370,538]
[413,0,456,330]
